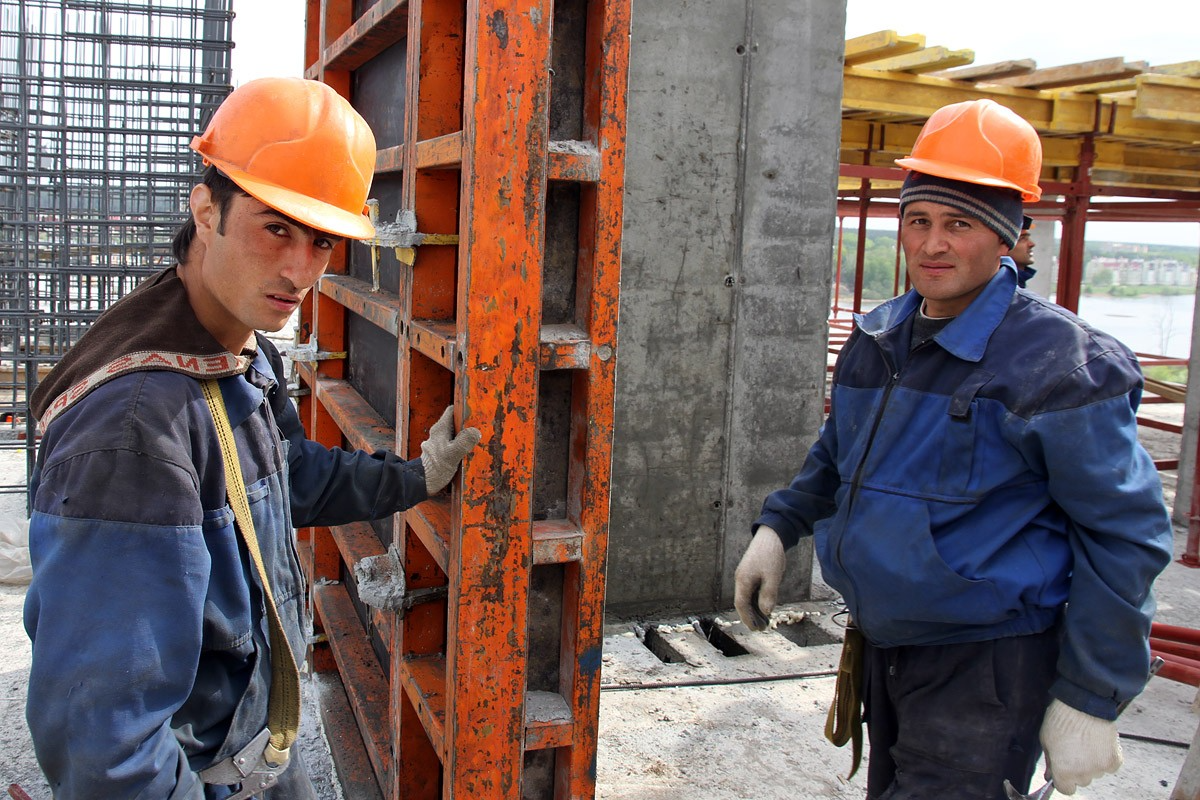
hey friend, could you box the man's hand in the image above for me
[734,526,786,631]
[1039,699,1122,794]
[420,406,482,495]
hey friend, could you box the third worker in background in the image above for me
[1010,214,1037,288]
[734,99,1173,799]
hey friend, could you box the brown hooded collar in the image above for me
[31,267,251,429]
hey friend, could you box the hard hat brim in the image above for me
[895,156,1042,203]
[205,155,376,240]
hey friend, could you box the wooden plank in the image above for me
[866,46,975,75]
[928,59,1036,82]
[314,581,393,792]
[992,57,1148,90]
[843,30,924,67]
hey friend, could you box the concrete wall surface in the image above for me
[606,0,846,614]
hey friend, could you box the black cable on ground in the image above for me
[1118,731,1191,750]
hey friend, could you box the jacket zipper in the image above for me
[834,334,904,606]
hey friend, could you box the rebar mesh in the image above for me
[0,0,233,502]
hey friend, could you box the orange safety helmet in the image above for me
[895,99,1043,202]
[191,77,377,239]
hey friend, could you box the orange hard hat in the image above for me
[895,99,1043,202]
[191,77,377,239]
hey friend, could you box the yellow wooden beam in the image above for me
[841,67,1200,146]
[1152,61,1200,78]
[866,47,975,75]
[1134,74,1200,124]
[844,30,924,67]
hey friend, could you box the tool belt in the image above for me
[824,619,864,779]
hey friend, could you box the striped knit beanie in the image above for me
[899,172,1024,248]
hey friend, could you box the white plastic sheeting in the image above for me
[0,513,31,585]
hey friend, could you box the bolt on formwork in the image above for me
[0,0,233,504]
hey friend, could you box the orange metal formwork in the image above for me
[295,0,631,797]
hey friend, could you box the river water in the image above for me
[1076,293,1195,360]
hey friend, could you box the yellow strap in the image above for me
[824,624,864,780]
[202,380,300,761]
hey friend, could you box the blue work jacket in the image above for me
[757,264,1173,719]
[25,338,427,798]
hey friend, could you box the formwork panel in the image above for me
[300,0,630,796]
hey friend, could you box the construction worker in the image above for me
[734,99,1172,799]
[23,78,480,798]
[1010,214,1038,288]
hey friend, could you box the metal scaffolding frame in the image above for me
[0,0,233,500]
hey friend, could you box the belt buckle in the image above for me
[199,728,291,799]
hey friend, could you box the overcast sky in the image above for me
[231,2,1200,248]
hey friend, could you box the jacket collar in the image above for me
[218,345,277,430]
[854,260,1017,363]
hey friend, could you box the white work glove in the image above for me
[1039,699,1123,795]
[733,525,786,631]
[420,406,482,495]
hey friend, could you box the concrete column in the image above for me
[607,0,846,614]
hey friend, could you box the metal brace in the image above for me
[280,334,347,364]
[363,201,460,282]
[198,728,291,800]
[354,543,449,616]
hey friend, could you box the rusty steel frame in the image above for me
[296,0,630,797]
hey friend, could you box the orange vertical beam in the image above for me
[450,0,550,795]
[554,0,630,795]
[392,1,464,798]
[299,0,356,676]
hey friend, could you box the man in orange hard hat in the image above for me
[735,99,1172,798]
[24,78,481,798]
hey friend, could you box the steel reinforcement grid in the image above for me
[0,0,233,505]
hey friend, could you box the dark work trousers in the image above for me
[862,627,1059,800]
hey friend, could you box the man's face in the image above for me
[1010,230,1035,267]
[900,200,1010,318]
[190,187,341,351]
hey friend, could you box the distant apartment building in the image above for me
[1086,257,1198,288]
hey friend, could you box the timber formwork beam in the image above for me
[297,1,631,798]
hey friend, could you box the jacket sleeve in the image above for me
[1022,353,1173,719]
[754,401,841,550]
[261,340,429,528]
[25,449,208,799]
